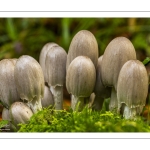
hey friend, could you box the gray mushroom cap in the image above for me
[2,107,16,131]
[66,30,99,70]
[66,56,96,97]
[2,107,11,121]
[94,55,111,98]
[45,45,67,87]
[14,55,45,103]
[39,42,58,82]
[117,60,149,110]
[10,102,33,130]
[0,59,20,108]
[41,85,54,108]
[101,37,136,90]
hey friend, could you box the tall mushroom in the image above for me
[101,37,136,111]
[92,56,111,111]
[117,60,149,119]
[66,30,99,70]
[66,56,96,111]
[0,59,20,109]
[45,45,67,110]
[14,55,45,113]
[39,42,58,83]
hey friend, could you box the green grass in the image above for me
[18,106,150,132]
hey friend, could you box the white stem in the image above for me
[109,87,118,112]
[50,86,63,110]
[71,95,85,111]
[123,105,144,119]
[27,97,42,113]
[123,105,137,119]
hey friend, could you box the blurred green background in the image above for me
[0,18,150,61]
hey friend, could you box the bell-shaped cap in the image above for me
[66,30,99,70]
[101,37,136,90]
[117,60,149,110]
[10,102,33,130]
[39,42,58,82]
[45,45,67,87]
[66,56,96,97]
[14,55,45,102]
[0,59,20,108]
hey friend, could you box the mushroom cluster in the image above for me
[100,37,149,119]
[0,29,149,132]
[0,55,45,131]
[39,43,67,110]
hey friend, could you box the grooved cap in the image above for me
[0,59,20,108]
[66,30,99,70]
[117,60,149,109]
[101,37,136,90]
[66,56,96,97]
[14,55,45,102]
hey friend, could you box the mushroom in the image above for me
[14,55,45,113]
[39,42,58,83]
[66,56,96,111]
[45,45,67,110]
[117,60,149,119]
[41,85,54,108]
[66,30,99,70]
[101,37,136,111]
[92,56,111,111]
[10,102,33,130]
[0,59,20,109]
[2,107,16,132]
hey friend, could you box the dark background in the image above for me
[0,18,150,62]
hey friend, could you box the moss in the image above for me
[18,106,150,132]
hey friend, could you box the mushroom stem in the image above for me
[109,87,118,112]
[122,104,144,119]
[71,95,86,111]
[123,106,137,119]
[50,86,63,110]
[27,97,42,113]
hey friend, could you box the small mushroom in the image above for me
[66,56,96,111]
[0,59,20,109]
[10,102,33,130]
[39,42,58,83]
[101,37,137,110]
[66,30,99,70]
[45,45,67,110]
[41,85,54,108]
[117,60,149,119]
[2,107,16,132]
[14,55,45,113]
[92,56,111,111]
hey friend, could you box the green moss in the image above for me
[18,106,150,132]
